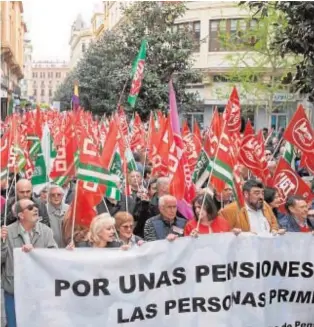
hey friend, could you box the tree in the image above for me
[54,2,201,119]
[215,4,299,116]
[53,70,78,110]
[242,1,314,103]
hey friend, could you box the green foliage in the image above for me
[53,2,201,119]
[241,1,314,103]
[216,3,300,113]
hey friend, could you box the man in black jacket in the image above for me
[1,179,50,227]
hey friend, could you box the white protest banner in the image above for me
[14,234,314,327]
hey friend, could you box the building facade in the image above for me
[20,39,33,101]
[31,61,69,105]
[101,1,310,130]
[176,1,302,131]
[1,1,27,118]
[69,15,93,69]
[103,1,133,31]
[91,2,105,39]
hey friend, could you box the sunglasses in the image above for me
[22,204,38,212]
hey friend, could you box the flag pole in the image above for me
[141,111,153,188]
[70,181,79,244]
[196,115,228,232]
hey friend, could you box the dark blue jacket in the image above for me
[278,215,314,232]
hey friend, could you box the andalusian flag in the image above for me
[283,141,296,169]
[127,40,147,108]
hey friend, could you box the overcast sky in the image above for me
[23,0,98,62]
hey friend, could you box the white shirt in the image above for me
[246,205,271,234]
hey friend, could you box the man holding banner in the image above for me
[1,198,57,327]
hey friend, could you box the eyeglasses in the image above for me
[22,204,38,211]
[265,153,271,156]
[50,193,63,197]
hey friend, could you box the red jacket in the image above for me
[184,216,230,236]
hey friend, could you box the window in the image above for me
[40,72,45,78]
[41,81,45,87]
[82,43,86,53]
[173,21,201,52]
[56,72,61,78]
[41,89,45,96]
[32,72,38,78]
[49,89,52,96]
[185,112,204,131]
[209,19,256,52]
[33,89,37,96]
[48,72,53,78]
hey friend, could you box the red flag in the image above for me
[69,183,97,227]
[169,80,195,203]
[182,120,201,173]
[300,154,314,175]
[130,112,145,151]
[239,121,271,185]
[271,158,314,212]
[101,119,119,168]
[193,120,202,145]
[283,105,314,157]
[151,117,170,177]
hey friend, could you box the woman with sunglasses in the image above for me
[114,211,144,246]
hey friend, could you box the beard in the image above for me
[249,200,263,211]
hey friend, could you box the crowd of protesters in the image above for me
[1,124,314,327]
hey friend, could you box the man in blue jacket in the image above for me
[279,195,313,232]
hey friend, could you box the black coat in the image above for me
[96,194,136,217]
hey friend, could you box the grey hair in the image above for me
[158,195,176,208]
[48,184,64,195]
[156,177,170,189]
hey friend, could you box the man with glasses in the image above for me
[1,179,50,227]
[47,185,69,248]
[220,180,281,234]
[1,199,57,327]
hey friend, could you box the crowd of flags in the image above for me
[1,40,314,229]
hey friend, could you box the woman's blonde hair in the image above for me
[114,211,134,231]
[87,213,115,244]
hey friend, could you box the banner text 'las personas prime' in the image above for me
[14,234,314,327]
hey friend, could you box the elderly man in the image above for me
[220,179,280,234]
[144,195,186,242]
[279,195,313,232]
[1,179,50,227]
[128,170,143,198]
[47,184,69,247]
[1,199,57,327]
[133,177,170,238]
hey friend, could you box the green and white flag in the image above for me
[127,40,147,108]
[125,147,137,172]
[32,146,48,194]
[41,123,56,177]
[283,141,296,169]
[207,157,234,188]
[192,150,210,185]
[107,150,123,201]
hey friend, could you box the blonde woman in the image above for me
[114,212,144,247]
[76,213,121,248]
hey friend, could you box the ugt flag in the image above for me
[127,40,147,108]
